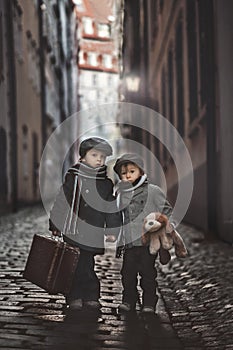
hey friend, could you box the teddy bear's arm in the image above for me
[149,233,161,255]
[159,228,173,250]
[158,246,171,265]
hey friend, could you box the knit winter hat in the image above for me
[113,153,144,176]
[79,137,113,158]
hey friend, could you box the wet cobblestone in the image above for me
[0,206,232,349]
[158,224,233,349]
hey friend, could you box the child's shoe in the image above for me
[69,299,83,310]
[141,305,155,313]
[85,300,101,308]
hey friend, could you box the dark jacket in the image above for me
[49,162,121,254]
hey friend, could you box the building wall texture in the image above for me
[121,0,233,242]
[0,0,78,213]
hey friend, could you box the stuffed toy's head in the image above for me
[144,212,168,232]
[142,212,173,255]
[142,212,188,259]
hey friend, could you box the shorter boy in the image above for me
[113,153,176,313]
[49,137,121,310]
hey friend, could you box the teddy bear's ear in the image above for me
[158,213,168,224]
[147,212,155,220]
[159,227,173,250]
[154,212,160,220]
[158,247,171,265]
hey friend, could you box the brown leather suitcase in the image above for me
[23,234,80,295]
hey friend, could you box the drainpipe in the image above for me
[6,1,18,212]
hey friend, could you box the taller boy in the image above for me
[49,137,121,310]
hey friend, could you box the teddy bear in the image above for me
[142,212,188,262]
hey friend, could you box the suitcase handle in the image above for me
[50,233,64,241]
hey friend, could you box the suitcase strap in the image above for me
[63,175,81,235]
[50,242,66,291]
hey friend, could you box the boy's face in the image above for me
[120,163,142,183]
[82,148,106,168]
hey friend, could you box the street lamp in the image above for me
[125,75,140,92]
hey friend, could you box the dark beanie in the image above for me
[79,137,113,158]
[113,153,144,176]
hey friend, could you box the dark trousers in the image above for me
[66,249,100,303]
[121,246,158,307]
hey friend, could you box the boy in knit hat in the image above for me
[49,137,121,310]
[113,153,176,313]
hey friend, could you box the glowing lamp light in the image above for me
[125,76,140,92]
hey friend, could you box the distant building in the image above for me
[74,0,122,150]
[121,0,233,243]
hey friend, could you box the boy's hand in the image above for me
[52,230,62,237]
[166,222,175,234]
[105,235,116,242]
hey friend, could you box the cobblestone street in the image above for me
[0,206,232,349]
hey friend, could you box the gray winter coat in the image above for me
[117,177,174,248]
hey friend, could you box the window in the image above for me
[98,23,110,38]
[73,0,86,12]
[103,54,112,69]
[83,17,94,35]
[88,52,98,66]
[79,50,86,64]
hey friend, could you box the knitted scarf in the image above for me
[68,161,107,179]
[62,162,107,234]
[115,174,148,251]
[115,174,148,208]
